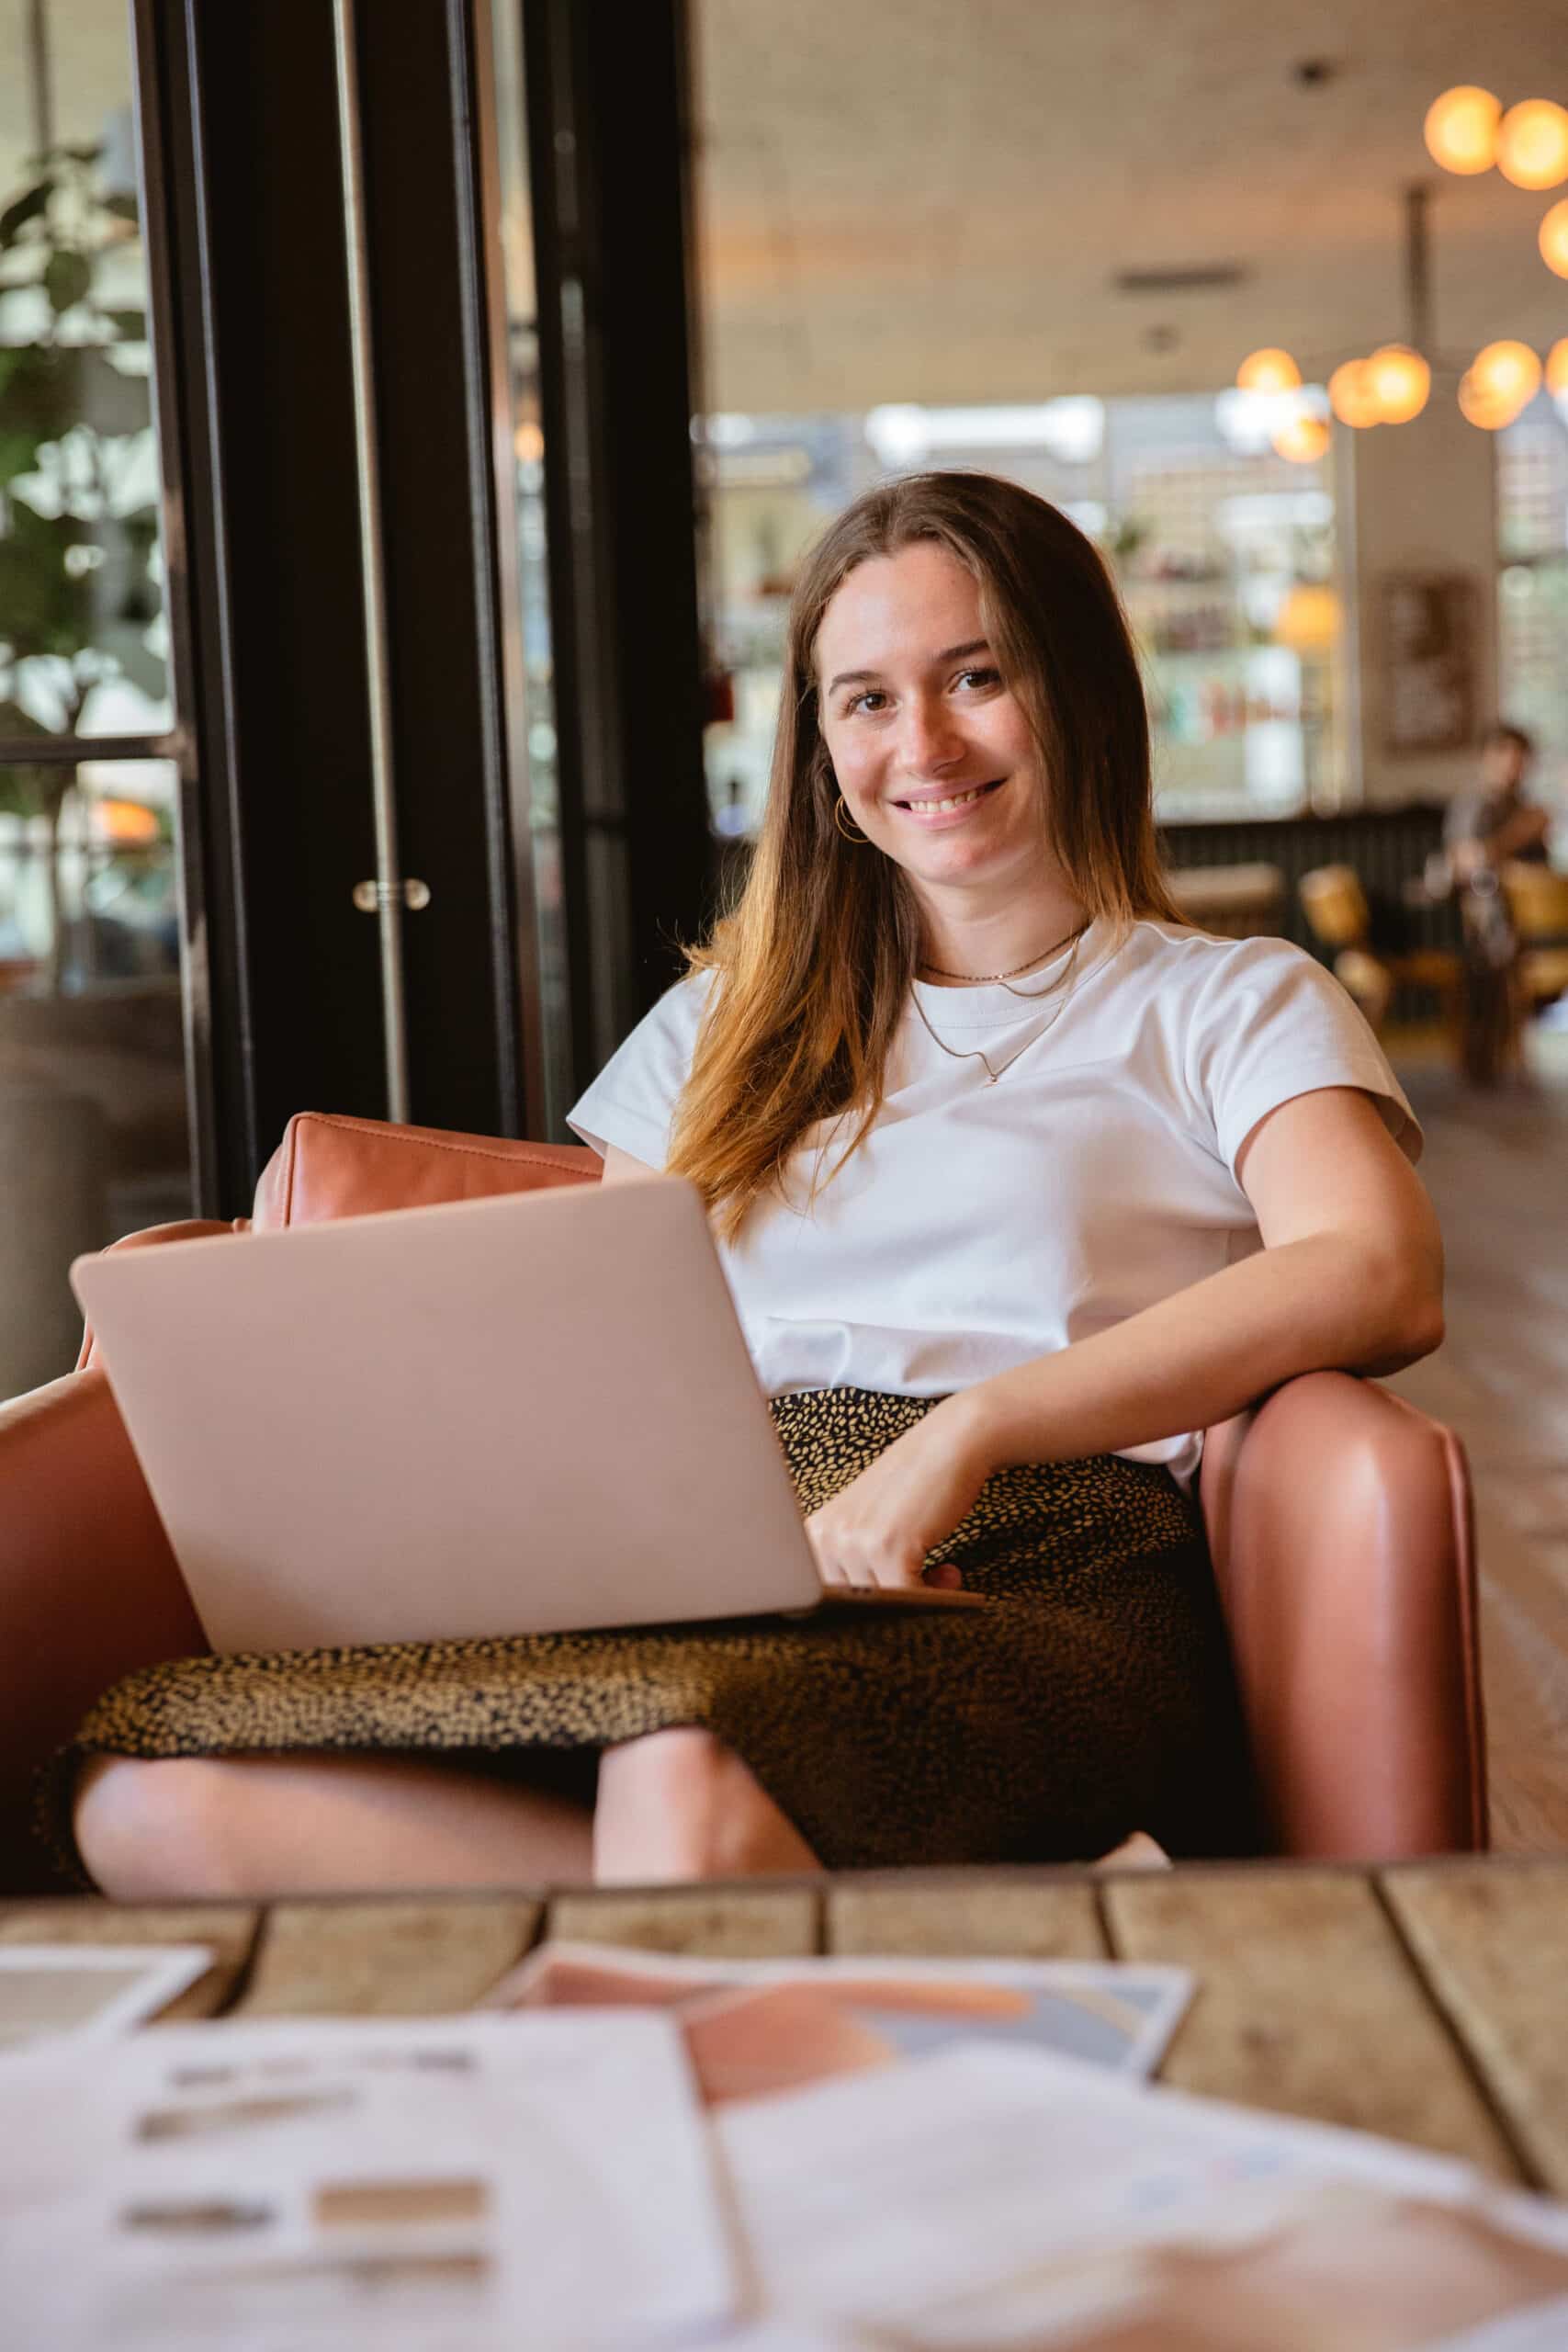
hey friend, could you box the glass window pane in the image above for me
[0,752,190,1393]
[0,2,171,741]
[1,6,191,1401]
[1499,398,1568,807]
[485,0,572,1136]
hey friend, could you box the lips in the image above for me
[893,779,1005,816]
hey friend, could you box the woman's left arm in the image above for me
[807,1087,1444,1589]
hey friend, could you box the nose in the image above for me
[897,692,966,779]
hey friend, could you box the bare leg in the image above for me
[75,1750,595,1902]
[78,1730,821,1901]
[594,1727,822,1883]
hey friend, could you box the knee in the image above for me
[594,1726,815,1882]
[73,1755,243,1901]
[593,1726,735,1881]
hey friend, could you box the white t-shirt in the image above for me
[567,919,1419,1487]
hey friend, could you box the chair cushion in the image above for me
[252,1112,599,1228]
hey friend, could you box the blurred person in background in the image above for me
[1444,724,1550,888]
[1437,727,1551,1034]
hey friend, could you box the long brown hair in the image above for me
[668,470,1179,1237]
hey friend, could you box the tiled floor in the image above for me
[1386,1026,1568,1854]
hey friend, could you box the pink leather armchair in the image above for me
[0,1110,1487,1894]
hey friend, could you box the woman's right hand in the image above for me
[802,1394,990,1590]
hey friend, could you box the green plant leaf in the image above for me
[0,761,72,822]
[0,771,45,819]
[0,427,46,486]
[44,248,93,315]
[0,695,48,740]
[101,192,140,227]
[0,345,78,438]
[0,178,53,247]
[0,503,94,657]
[0,706,62,820]
[104,308,147,340]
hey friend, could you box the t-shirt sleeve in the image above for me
[565,972,711,1167]
[1182,936,1422,1172]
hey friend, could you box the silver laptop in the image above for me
[71,1177,984,1652]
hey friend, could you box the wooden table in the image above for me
[4,1858,1563,2196]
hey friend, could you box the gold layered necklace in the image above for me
[910,926,1089,1085]
[918,920,1087,989]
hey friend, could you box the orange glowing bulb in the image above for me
[1458,370,1521,430]
[1495,99,1568,191]
[1271,413,1331,463]
[1424,85,1501,175]
[1541,199,1568,277]
[1546,339,1568,397]
[1328,359,1382,428]
[1471,340,1543,408]
[1364,344,1431,424]
[96,797,160,844]
[1236,348,1302,395]
[1273,583,1340,650]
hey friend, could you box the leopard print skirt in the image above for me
[48,1389,1254,1877]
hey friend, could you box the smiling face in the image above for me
[815,541,1056,910]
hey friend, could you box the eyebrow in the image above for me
[825,639,991,695]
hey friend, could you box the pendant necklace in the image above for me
[910,929,1088,1085]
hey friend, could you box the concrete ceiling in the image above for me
[693,0,1568,413]
[6,2,1564,427]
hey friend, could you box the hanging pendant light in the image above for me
[1423,86,1501,175]
[1458,370,1523,430]
[1273,584,1340,650]
[1364,345,1431,423]
[1271,413,1331,463]
[1540,198,1568,277]
[1244,158,1552,433]
[1495,100,1568,191]
[1235,348,1302,395]
[1328,359,1382,427]
[1470,339,1543,410]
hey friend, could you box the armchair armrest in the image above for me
[0,1368,209,1894]
[75,1217,243,1371]
[1201,1370,1486,1860]
[2,1216,231,1894]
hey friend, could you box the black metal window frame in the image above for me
[64,0,718,1214]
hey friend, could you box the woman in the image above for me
[71,473,1443,1897]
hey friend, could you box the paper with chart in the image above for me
[0,2009,735,2350]
[484,1943,1193,2104]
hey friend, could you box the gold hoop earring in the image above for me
[834,795,870,845]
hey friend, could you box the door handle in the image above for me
[352,879,431,913]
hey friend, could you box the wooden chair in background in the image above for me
[1501,862,1568,1023]
[1299,864,1466,1056]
